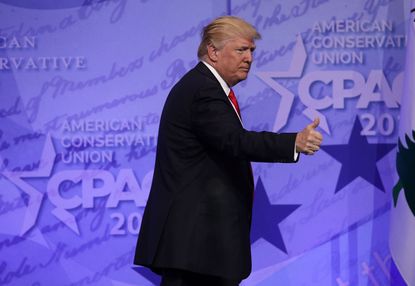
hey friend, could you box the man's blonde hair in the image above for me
[197,16,261,59]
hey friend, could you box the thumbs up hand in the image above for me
[295,118,323,155]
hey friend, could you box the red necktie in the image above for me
[228,89,255,193]
[228,89,241,118]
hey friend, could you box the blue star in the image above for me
[132,266,161,285]
[250,177,301,253]
[321,116,396,193]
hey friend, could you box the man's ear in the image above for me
[207,43,218,62]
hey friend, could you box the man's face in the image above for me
[212,37,256,87]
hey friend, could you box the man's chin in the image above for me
[240,73,249,81]
[230,73,249,86]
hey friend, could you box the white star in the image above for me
[256,35,331,134]
[2,134,55,235]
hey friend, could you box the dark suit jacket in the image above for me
[134,62,297,280]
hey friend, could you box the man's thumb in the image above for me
[309,117,320,129]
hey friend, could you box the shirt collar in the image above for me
[202,61,230,96]
[201,61,242,124]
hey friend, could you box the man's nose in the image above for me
[245,51,253,63]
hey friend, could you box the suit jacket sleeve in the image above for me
[191,83,298,163]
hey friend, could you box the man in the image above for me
[134,16,322,286]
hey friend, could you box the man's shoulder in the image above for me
[186,62,215,81]
[173,62,220,91]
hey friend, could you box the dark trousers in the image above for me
[160,269,241,286]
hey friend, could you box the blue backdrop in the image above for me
[0,0,410,285]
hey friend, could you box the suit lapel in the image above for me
[195,62,243,126]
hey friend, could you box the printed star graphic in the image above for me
[2,134,55,235]
[321,117,396,193]
[256,35,331,134]
[133,266,160,285]
[250,177,301,253]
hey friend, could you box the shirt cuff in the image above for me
[294,145,299,161]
